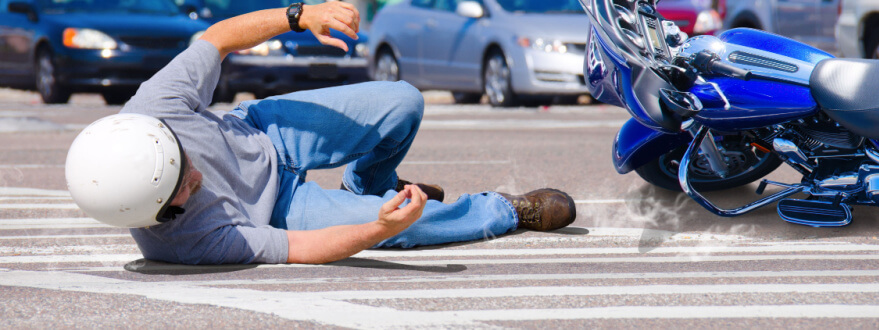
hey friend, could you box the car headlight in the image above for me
[693,10,723,34]
[517,37,568,54]
[355,42,368,58]
[236,40,284,56]
[190,31,206,46]
[63,28,117,49]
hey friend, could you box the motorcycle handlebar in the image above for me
[709,61,753,81]
[691,51,752,81]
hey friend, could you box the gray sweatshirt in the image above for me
[122,40,288,264]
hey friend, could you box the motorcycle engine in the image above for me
[789,114,864,155]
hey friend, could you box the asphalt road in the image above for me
[1,89,878,328]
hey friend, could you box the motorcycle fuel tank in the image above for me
[681,29,834,132]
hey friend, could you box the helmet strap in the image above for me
[158,206,186,222]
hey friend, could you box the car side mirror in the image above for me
[8,1,38,22]
[456,1,484,19]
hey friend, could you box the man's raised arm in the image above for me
[199,1,360,60]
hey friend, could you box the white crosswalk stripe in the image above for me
[2,188,879,328]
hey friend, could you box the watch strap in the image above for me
[286,3,305,33]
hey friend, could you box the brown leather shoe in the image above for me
[499,189,576,231]
[396,179,445,202]
[340,179,445,202]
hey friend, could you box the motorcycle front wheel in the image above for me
[634,141,783,192]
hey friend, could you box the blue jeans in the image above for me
[230,81,518,248]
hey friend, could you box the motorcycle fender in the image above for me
[613,118,692,174]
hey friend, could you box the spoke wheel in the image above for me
[635,139,783,192]
[36,50,70,104]
[374,50,399,81]
[483,50,518,107]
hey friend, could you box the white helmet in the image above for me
[65,113,187,228]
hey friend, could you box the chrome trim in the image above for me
[773,138,811,169]
[679,126,805,217]
[867,147,879,165]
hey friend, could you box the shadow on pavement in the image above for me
[124,258,258,275]
[329,257,467,273]
[552,227,590,235]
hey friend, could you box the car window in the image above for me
[0,0,7,13]
[495,0,581,14]
[38,0,181,14]
[197,0,324,18]
[411,0,433,9]
[434,0,483,12]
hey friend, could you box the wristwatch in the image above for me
[286,2,305,33]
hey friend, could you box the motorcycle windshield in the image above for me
[580,0,681,133]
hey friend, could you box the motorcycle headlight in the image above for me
[517,37,569,54]
[189,31,206,46]
[236,40,284,56]
[63,28,117,49]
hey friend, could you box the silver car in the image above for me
[367,0,589,106]
[723,0,840,53]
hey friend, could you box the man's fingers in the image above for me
[328,17,359,40]
[400,185,426,215]
[380,189,409,214]
[321,1,359,36]
[315,34,349,52]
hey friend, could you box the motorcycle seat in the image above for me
[810,58,879,139]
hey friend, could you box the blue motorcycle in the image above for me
[581,0,879,227]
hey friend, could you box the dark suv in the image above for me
[178,0,369,102]
[0,0,209,104]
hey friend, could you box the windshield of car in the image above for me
[39,0,180,14]
[495,0,582,14]
[198,0,324,18]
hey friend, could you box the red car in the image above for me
[657,0,725,36]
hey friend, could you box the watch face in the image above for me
[287,3,304,32]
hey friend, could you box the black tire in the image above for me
[483,50,518,107]
[36,49,71,104]
[101,88,136,105]
[863,16,879,59]
[373,49,399,81]
[212,74,236,104]
[452,92,481,104]
[634,142,783,192]
[553,95,581,105]
[868,32,879,59]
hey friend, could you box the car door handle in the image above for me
[426,18,438,28]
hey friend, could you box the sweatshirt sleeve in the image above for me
[185,225,290,264]
[132,224,290,265]
[122,40,222,117]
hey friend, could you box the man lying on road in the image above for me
[65,1,576,265]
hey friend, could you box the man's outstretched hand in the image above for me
[378,184,427,234]
[300,1,360,52]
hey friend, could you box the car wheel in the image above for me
[483,50,518,107]
[452,92,481,104]
[872,36,879,59]
[101,88,136,106]
[374,50,399,81]
[553,95,581,105]
[36,49,71,104]
[212,74,236,104]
